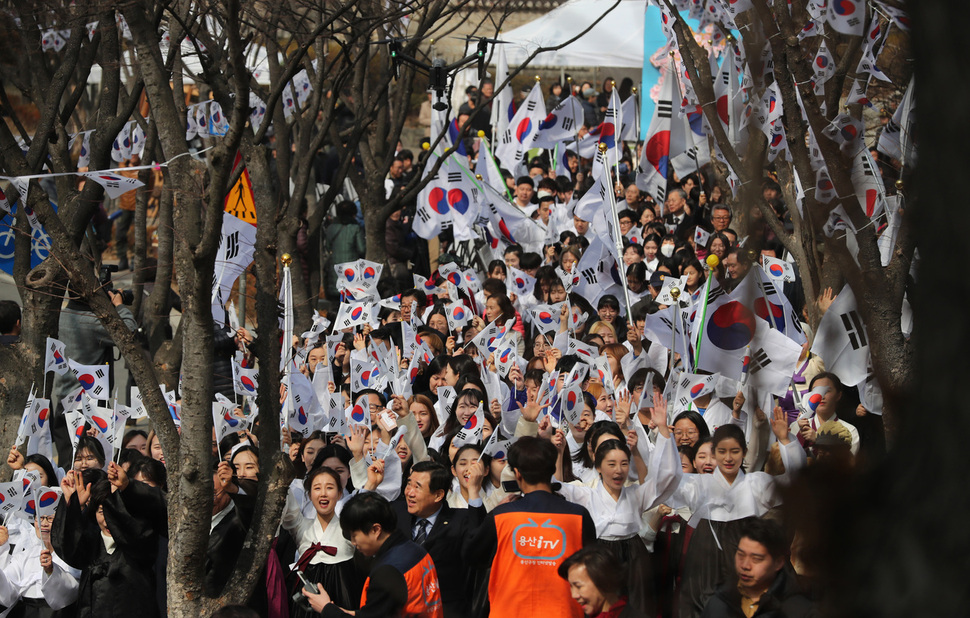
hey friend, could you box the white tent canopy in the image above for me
[502,0,646,68]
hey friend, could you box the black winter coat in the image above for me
[700,566,817,618]
[52,483,165,618]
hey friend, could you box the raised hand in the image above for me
[347,425,368,460]
[60,470,76,502]
[365,459,386,490]
[107,462,130,492]
[551,429,567,453]
[615,390,632,427]
[732,391,746,420]
[7,446,24,470]
[817,287,835,315]
[772,406,792,445]
[520,401,542,423]
[390,395,408,417]
[651,392,670,438]
[537,415,554,440]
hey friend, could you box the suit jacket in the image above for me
[391,499,485,611]
[663,211,697,242]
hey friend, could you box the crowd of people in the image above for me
[0,74,900,618]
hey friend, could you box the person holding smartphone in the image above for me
[302,491,443,618]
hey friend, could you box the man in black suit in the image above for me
[390,461,485,617]
[662,187,696,242]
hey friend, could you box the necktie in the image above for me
[413,518,430,545]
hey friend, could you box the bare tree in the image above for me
[663,0,914,433]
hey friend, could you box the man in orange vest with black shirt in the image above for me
[463,436,596,617]
[303,492,443,618]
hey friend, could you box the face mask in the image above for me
[660,244,674,258]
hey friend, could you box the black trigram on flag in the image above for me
[526,100,537,112]
[416,208,431,224]
[840,311,868,350]
[707,285,728,304]
[225,231,240,260]
[580,268,597,285]
[657,99,672,119]
[448,171,462,184]
[748,348,771,374]
[561,116,575,132]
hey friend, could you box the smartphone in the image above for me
[297,570,320,596]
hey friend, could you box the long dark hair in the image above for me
[442,388,487,436]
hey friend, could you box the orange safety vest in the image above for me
[487,511,585,618]
[361,542,443,618]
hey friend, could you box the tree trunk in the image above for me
[809,2,970,615]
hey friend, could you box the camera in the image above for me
[99,265,134,305]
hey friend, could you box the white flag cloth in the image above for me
[213,399,246,444]
[810,285,869,386]
[67,360,110,399]
[494,83,546,169]
[212,213,256,326]
[287,368,320,437]
[619,93,640,142]
[231,352,260,397]
[850,149,887,220]
[446,302,471,332]
[348,394,372,427]
[15,389,39,448]
[0,482,26,520]
[483,432,514,461]
[591,89,622,181]
[744,324,803,395]
[732,269,807,346]
[827,0,865,36]
[333,301,374,331]
[110,122,132,162]
[532,96,583,149]
[506,266,536,297]
[637,59,676,204]
[279,264,294,371]
[761,255,795,284]
[560,378,585,427]
[414,154,483,241]
[34,487,61,520]
[876,77,916,166]
[673,372,718,410]
[452,403,484,448]
[530,303,564,336]
[350,356,387,393]
[44,337,70,375]
[335,260,383,293]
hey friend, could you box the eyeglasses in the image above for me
[673,428,699,439]
[712,215,731,221]
[533,340,550,350]
[39,516,55,524]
